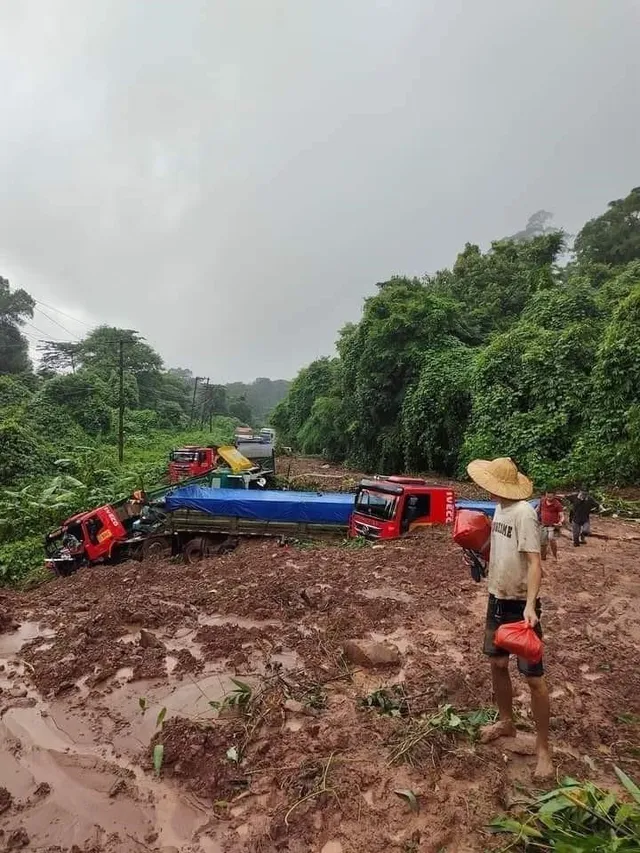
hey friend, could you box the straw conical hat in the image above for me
[467,457,533,500]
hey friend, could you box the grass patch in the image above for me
[387,704,497,766]
[490,767,640,851]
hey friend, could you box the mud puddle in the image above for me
[0,620,56,657]
[0,673,227,852]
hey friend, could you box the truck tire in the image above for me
[142,536,172,561]
[183,537,210,564]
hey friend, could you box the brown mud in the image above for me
[0,511,639,851]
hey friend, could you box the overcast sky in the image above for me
[1,0,639,382]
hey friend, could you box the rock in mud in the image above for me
[0,786,13,814]
[343,639,401,668]
[301,584,331,609]
[108,778,127,797]
[284,698,319,717]
[6,827,29,849]
[139,629,163,649]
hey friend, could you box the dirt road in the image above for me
[1,517,639,852]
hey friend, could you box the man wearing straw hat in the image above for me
[467,456,552,779]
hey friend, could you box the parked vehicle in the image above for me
[168,444,256,484]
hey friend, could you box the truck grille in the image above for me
[353,520,381,539]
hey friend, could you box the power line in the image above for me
[34,299,94,329]
[23,320,62,341]
[34,306,80,340]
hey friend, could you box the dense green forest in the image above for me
[272,187,640,487]
[0,286,289,582]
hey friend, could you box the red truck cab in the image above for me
[44,504,132,574]
[168,446,219,483]
[349,476,455,540]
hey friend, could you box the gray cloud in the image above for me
[1,0,639,380]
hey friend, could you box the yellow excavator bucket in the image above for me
[216,445,254,473]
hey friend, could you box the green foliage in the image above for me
[491,769,640,851]
[0,536,43,584]
[271,357,338,447]
[228,397,252,424]
[226,377,290,423]
[358,685,409,717]
[575,186,640,267]
[461,319,601,483]
[402,343,473,474]
[430,232,565,339]
[339,278,466,470]
[39,372,112,435]
[0,375,33,409]
[297,395,348,460]
[274,191,640,486]
[0,420,52,482]
[0,276,35,375]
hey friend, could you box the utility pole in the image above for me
[116,331,138,464]
[118,340,125,463]
[189,376,201,426]
[199,377,210,429]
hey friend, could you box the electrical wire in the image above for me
[34,306,81,340]
[23,320,62,341]
[34,299,94,329]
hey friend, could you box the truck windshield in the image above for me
[355,489,397,521]
[170,451,197,463]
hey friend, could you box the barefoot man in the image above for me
[467,457,553,779]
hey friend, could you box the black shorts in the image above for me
[483,594,544,677]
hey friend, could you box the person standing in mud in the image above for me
[538,487,565,561]
[566,488,600,547]
[466,457,553,779]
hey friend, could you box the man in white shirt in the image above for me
[467,456,552,779]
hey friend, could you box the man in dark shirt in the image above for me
[566,490,599,546]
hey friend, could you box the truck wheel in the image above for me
[142,536,171,561]
[183,537,215,564]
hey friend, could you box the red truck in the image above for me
[350,476,455,539]
[169,446,228,483]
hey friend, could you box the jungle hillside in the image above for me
[273,188,640,489]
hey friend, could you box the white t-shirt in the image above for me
[488,500,540,600]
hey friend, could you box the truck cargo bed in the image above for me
[164,485,354,525]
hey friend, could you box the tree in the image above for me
[429,233,565,339]
[0,277,35,375]
[225,378,290,423]
[37,341,81,375]
[78,327,163,408]
[39,373,111,435]
[271,358,338,448]
[228,397,253,424]
[338,278,466,470]
[460,319,600,483]
[297,395,348,460]
[574,187,640,267]
[508,210,555,243]
[401,344,473,474]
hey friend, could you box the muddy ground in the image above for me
[1,506,640,851]
[276,456,486,499]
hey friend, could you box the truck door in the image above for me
[401,494,432,533]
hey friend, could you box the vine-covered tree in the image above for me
[574,187,640,267]
[0,277,35,375]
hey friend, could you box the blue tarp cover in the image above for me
[165,485,354,525]
[456,498,539,518]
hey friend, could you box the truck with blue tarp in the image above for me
[43,474,517,575]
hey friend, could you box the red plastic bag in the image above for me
[453,510,491,559]
[494,620,543,664]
